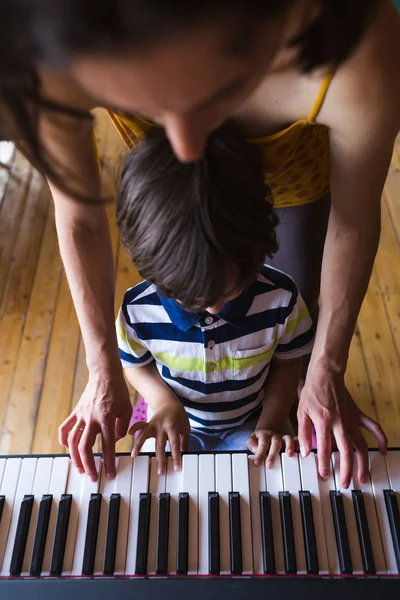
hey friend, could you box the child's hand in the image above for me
[129,399,190,475]
[247,429,295,468]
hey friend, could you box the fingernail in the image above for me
[300,445,308,458]
[253,459,260,467]
[321,471,329,480]
[174,463,180,472]
[158,467,164,476]
[267,461,273,469]
[360,475,367,484]
[78,468,84,475]
[106,472,115,481]
[251,446,257,454]
[342,481,349,489]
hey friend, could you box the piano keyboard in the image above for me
[0,450,399,581]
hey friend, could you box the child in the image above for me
[116,127,314,475]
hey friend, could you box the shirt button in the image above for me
[209,362,217,371]
[205,316,214,325]
[207,340,216,350]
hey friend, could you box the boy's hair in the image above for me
[117,127,278,312]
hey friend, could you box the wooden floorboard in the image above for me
[0,116,399,456]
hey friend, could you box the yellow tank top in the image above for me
[108,70,333,209]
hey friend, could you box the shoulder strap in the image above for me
[308,68,335,123]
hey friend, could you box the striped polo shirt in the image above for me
[116,265,314,431]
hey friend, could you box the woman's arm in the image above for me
[298,4,399,487]
[29,75,132,481]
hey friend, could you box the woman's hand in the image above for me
[59,369,133,482]
[297,367,387,488]
[129,398,190,475]
[247,429,295,469]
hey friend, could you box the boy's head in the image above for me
[117,127,278,314]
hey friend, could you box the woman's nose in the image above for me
[164,114,208,162]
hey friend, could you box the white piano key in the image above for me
[125,455,150,575]
[41,457,70,576]
[146,458,166,575]
[369,451,398,574]
[386,451,400,493]
[62,463,85,575]
[248,457,266,574]
[332,452,363,574]
[71,457,102,576]
[1,457,37,576]
[299,453,329,574]
[94,460,116,576]
[114,456,134,575]
[0,458,22,571]
[215,454,232,575]
[198,454,215,575]
[314,454,340,574]
[352,456,387,574]
[281,453,307,574]
[0,459,6,487]
[181,454,198,575]
[265,456,285,574]
[22,457,53,575]
[166,457,181,575]
[232,453,253,574]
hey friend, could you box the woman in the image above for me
[0,0,398,486]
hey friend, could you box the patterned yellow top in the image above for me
[108,70,333,208]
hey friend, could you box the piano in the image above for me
[0,450,399,600]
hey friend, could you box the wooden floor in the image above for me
[0,109,399,456]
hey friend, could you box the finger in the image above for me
[253,435,271,467]
[101,420,117,480]
[266,435,282,469]
[334,430,353,489]
[297,410,313,458]
[283,435,295,457]
[168,430,182,472]
[115,405,132,441]
[59,413,77,448]
[352,429,369,485]
[78,424,100,482]
[129,421,149,437]
[314,423,332,481]
[246,433,258,454]
[68,424,85,474]
[155,433,168,475]
[360,414,388,455]
[131,426,153,457]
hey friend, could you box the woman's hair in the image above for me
[117,127,278,312]
[0,0,378,194]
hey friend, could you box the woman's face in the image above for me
[70,17,292,161]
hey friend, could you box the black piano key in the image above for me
[50,494,72,576]
[30,494,53,576]
[384,489,400,572]
[279,491,297,574]
[177,492,189,575]
[299,491,319,575]
[208,492,220,575]
[260,492,275,575]
[82,493,102,576]
[229,492,242,575]
[103,493,121,576]
[330,491,353,574]
[352,490,376,575]
[0,495,5,524]
[156,493,170,575]
[10,494,35,576]
[135,493,151,576]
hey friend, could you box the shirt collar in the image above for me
[159,284,255,331]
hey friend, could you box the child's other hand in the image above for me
[247,429,295,468]
[129,399,190,475]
